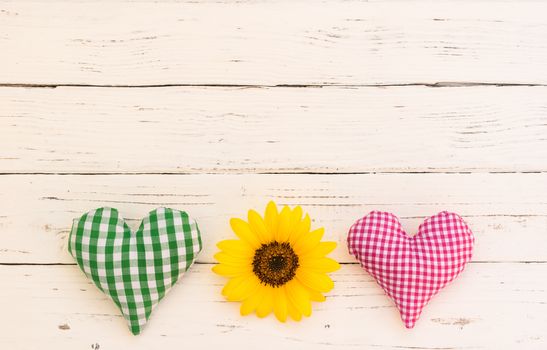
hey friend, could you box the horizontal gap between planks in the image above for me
[1,261,546,266]
[1,171,547,176]
[2,82,547,89]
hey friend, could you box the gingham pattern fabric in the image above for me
[68,207,202,335]
[347,211,474,329]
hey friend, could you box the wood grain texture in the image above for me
[2,86,547,173]
[2,2,547,85]
[1,0,547,348]
[2,263,546,349]
[1,173,546,264]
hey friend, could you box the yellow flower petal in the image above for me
[275,205,292,242]
[286,280,312,317]
[299,257,340,273]
[302,285,326,302]
[248,209,271,243]
[217,239,254,258]
[293,228,324,255]
[214,252,252,266]
[230,218,261,249]
[300,241,337,258]
[296,269,334,293]
[287,298,302,321]
[289,206,303,234]
[212,263,252,277]
[264,201,278,238]
[273,287,288,322]
[255,287,274,318]
[221,276,242,296]
[288,214,311,246]
[240,288,264,316]
[223,275,261,301]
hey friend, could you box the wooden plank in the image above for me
[1,173,546,264]
[2,86,547,173]
[1,2,547,85]
[1,263,545,349]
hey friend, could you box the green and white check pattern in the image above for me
[68,207,202,335]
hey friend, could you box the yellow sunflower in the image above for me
[212,201,340,322]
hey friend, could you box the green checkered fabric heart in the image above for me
[68,207,202,335]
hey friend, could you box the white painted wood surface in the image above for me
[1,173,547,264]
[2,86,547,173]
[3,264,546,349]
[2,2,547,85]
[1,1,546,349]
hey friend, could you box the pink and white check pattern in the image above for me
[347,211,474,328]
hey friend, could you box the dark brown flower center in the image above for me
[252,241,299,287]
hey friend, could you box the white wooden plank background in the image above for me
[1,173,547,264]
[2,2,547,85]
[1,1,546,349]
[2,86,547,173]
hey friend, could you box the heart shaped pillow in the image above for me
[68,207,202,335]
[347,211,474,328]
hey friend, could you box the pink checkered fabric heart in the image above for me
[347,211,474,328]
